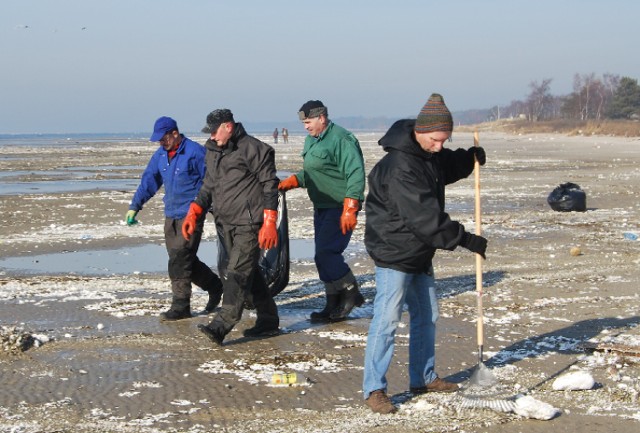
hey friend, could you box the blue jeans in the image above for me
[363,266,439,399]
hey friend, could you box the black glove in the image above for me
[469,146,486,166]
[460,232,488,259]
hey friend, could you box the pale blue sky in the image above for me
[2,0,639,133]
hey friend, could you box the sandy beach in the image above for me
[0,130,639,433]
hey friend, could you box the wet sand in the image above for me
[1,131,639,432]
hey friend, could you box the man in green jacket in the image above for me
[279,100,366,322]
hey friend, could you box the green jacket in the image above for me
[295,122,365,208]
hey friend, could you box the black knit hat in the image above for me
[414,93,453,133]
[298,100,328,120]
[202,109,234,133]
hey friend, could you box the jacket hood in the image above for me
[379,119,434,160]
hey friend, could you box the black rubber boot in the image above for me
[159,297,192,321]
[204,283,224,313]
[242,321,280,338]
[330,282,365,321]
[197,324,225,346]
[310,294,340,323]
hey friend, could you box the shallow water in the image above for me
[0,134,149,147]
[0,239,325,276]
[0,178,141,195]
[0,169,294,195]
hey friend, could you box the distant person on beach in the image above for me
[278,100,366,322]
[362,94,488,414]
[282,127,289,143]
[183,108,280,346]
[273,127,279,144]
[126,116,223,321]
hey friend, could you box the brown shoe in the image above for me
[410,377,459,394]
[365,390,397,414]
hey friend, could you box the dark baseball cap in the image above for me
[202,109,234,133]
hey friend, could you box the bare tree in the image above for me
[482,72,630,122]
[526,78,553,121]
[573,73,589,120]
[504,99,526,119]
[489,105,501,121]
[547,95,564,119]
[572,73,608,120]
[562,73,620,120]
[592,79,606,120]
[602,73,621,117]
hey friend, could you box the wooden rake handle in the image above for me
[473,131,485,359]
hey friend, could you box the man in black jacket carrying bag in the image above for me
[182,109,280,346]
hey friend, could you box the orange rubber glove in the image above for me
[340,198,360,235]
[258,209,278,250]
[278,175,299,191]
[181,202,204,241]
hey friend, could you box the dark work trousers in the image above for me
[164,216,221,299]
[313,207,354,283]
[209,223,279,335]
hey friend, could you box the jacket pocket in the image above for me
[306,148,334,170]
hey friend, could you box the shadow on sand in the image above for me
[448,315,640,386]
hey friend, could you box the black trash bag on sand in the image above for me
[216,191,290,298]
[547,182,587,212]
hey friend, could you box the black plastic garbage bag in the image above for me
[547,182,587,212]
[216,191,290,298]
[259,191,290,296]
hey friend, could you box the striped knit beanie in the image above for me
[414,93,453,133]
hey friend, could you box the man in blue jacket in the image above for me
[126,116,223,321]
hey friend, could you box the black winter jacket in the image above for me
[195,123,279,226]
[364,119,476,273]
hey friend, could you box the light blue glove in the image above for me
[125,210,138,226]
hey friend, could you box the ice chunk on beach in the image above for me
[552,370,595,390]
[514,395,559,420]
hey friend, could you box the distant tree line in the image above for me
[251,75,640,130]
[489,74,640,122]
